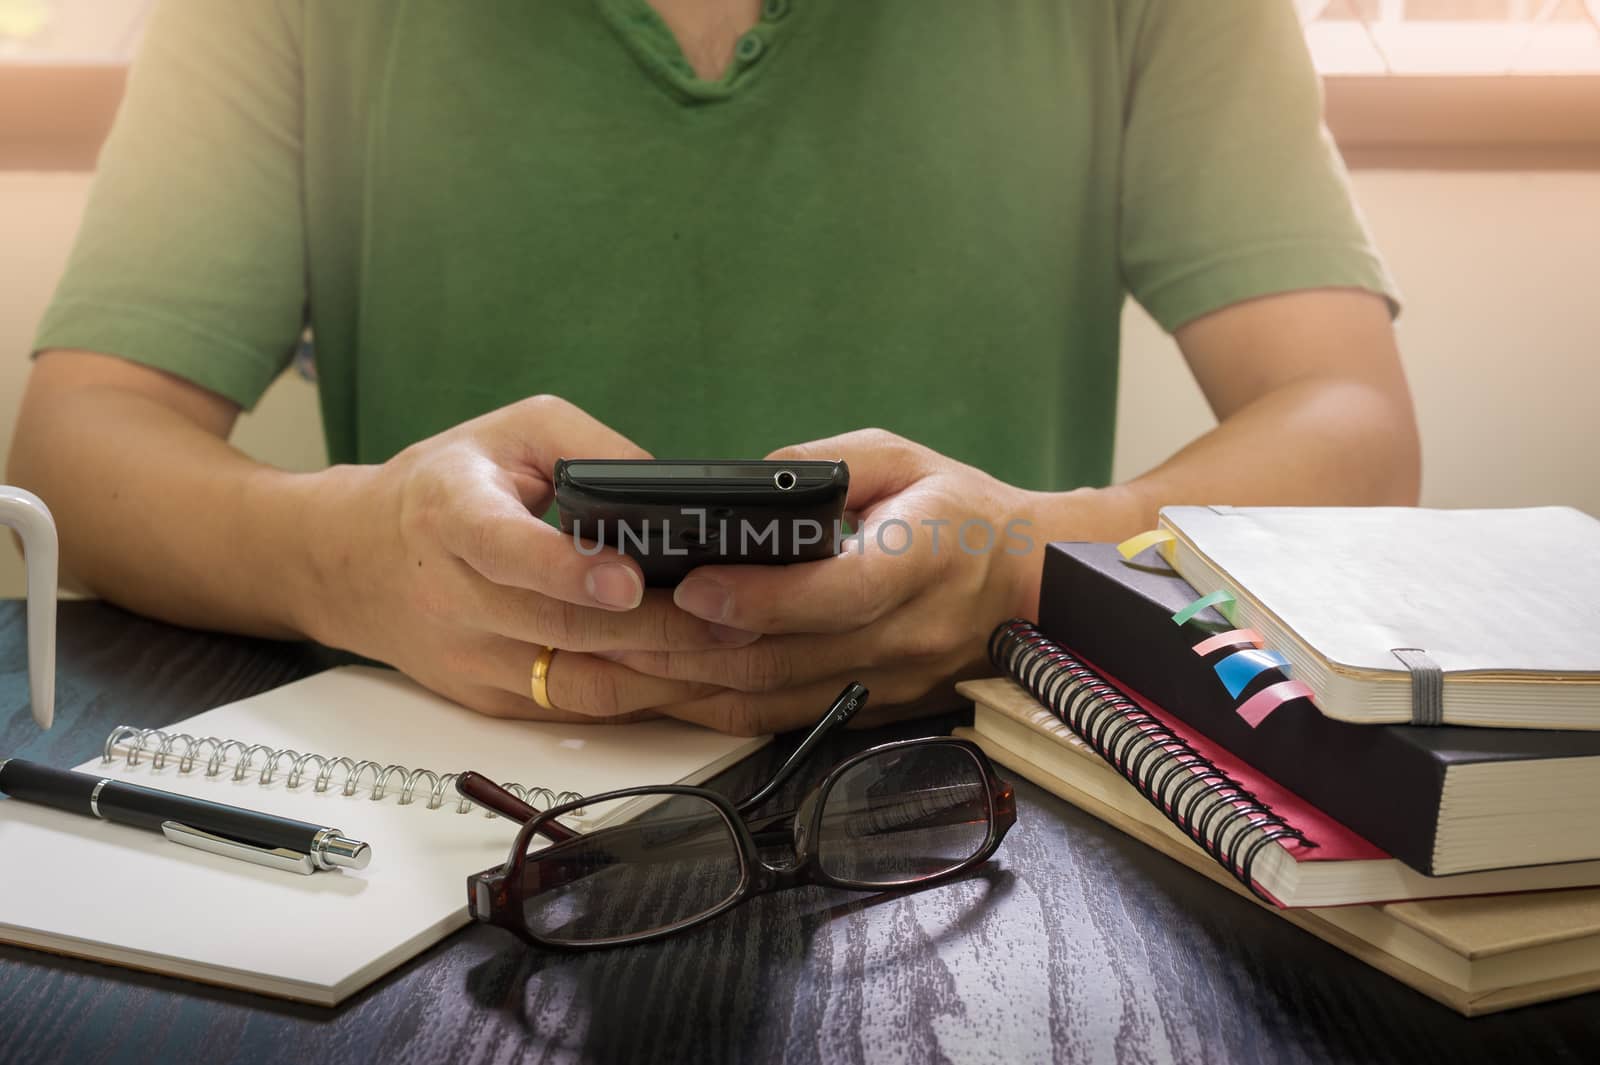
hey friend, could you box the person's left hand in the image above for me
[594,430,1065,735]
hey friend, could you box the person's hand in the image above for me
[299,395,754,721]
[594,430,1081,735]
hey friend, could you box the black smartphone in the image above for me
[553,459,850,586]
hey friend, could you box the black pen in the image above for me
[0,758,371,875]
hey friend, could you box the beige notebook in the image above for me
[958,678,1600,1016]
[1154,505,1600,729]
[0,667,767,1005]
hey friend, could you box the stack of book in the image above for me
[959,506,1600,1016]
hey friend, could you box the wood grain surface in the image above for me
[1,601,1597,1064]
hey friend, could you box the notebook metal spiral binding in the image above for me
[100,725,584,818]
[988,619,1314,902]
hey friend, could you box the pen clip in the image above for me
[160,820,317,875]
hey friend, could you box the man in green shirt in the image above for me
[9,0,1418,734]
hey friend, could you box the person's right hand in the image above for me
[300,395,755,721]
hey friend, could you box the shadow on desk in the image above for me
[462,868,1016,1050]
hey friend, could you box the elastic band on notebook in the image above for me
[1235,680,1315,729]
[1172,589,1235,626]
[1391,648,1444,726]
[1115,529,1176,563]
[1215,648,1291,698]
[1192,629,1264,657]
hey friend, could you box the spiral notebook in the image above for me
[954,674,1600,1016]
[983,621,1600,906]
[989,619,1315,902]
[0,667,767,1004]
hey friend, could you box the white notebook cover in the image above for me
[0,667,767,1004]
[1159,506,1600,676]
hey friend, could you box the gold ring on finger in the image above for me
[530,646,558,710]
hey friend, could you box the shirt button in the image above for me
[735,32,765,63]
[762,0,790,20]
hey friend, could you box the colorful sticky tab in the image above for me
[1192,629,1265,657]
[1236,680,1315,729]
[1171,589,1235,626]
[1115,529,1176,562]
[1215,649,1291,698]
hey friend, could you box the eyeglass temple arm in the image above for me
[454,771,579,843]
[453,681,867,835]
[733,681,868,816]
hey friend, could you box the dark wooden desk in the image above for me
[1,602,1596,1065]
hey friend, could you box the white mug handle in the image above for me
[0,486,57,729]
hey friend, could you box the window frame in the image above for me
[1324,73,1600,169]
[0,60,125,170]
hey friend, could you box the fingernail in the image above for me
[586,564,643,609]
[709,624,759,646]
[675,577,730,622]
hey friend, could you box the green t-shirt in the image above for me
[36,0,1395,490]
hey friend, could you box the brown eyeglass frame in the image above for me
[462,735,1016,950]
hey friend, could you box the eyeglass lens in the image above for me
[816,744,992,886]
[519,792,744,945]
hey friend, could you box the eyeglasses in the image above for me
[457,683,1016,949]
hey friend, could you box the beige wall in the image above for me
[3,169,1598,597]
[1113,171,1600,509]
[0,172,326,598]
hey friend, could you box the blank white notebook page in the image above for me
[0,667,766,1003]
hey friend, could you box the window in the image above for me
[1303,1,1600,168]
[1301,0,1600,74]
[0,0,145,60]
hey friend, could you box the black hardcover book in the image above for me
[1035,542,1600,877]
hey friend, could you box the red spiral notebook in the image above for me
[980,621,1600,909]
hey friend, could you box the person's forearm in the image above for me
[1015,376,1421,616]
[1110,374,1419,526]
[8,384,342,639]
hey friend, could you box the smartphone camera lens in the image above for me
[773,469,798,491]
